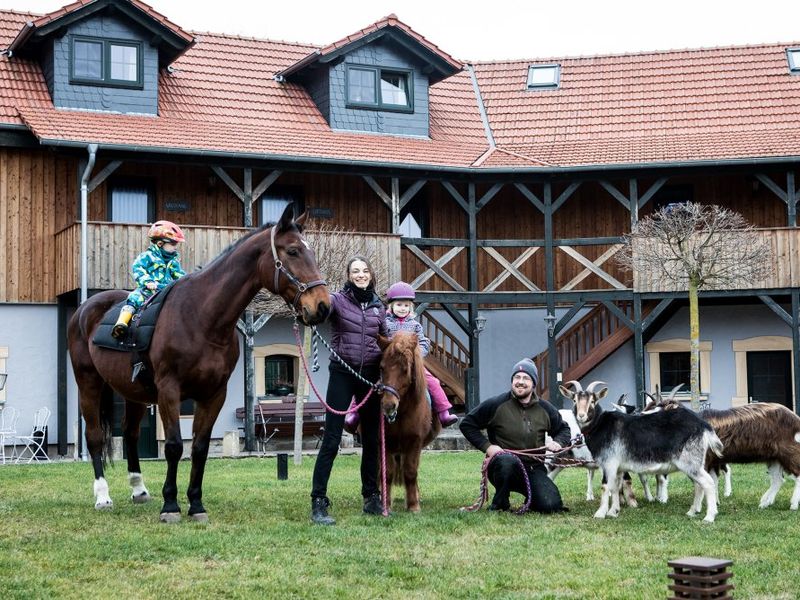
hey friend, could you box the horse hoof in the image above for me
[131,492,151,504]
[94,500,113,511]
[189,512,209,523]
[159,512,181,524]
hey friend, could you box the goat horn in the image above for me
[562,380,583,392]
[617,393,628,404]
[643,392,656,402]
[667,383,685,401]
[586,381,608,395]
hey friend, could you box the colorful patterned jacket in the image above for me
[125,244,185,308]
[384,312,431,358]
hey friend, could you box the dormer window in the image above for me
[71,36,143,88]
[346,65,413,112]
[526,64,560,89]
[788,48,800,72]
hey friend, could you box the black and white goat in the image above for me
[560,380,723,522]
[547,396,637,506]
[652,399,800,510]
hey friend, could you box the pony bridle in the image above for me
[376,382,401,423]
[270,226,327,311]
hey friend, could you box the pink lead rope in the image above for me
[294,323,391,517]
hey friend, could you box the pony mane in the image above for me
[386,332,428,403]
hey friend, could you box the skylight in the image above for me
[526,64,560,89]
[787,48,800,72]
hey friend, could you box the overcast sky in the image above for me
[3,0,800,60]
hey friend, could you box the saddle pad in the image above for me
[92,282,177,352]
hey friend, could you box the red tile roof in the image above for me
[2,5,800,170]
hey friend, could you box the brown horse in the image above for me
[378,331,442,512]
[67,205,330,522]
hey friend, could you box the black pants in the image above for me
[488,453,565,513]
[311,364,381,499]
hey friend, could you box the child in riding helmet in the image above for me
[112,220,187,338]
[344,281,459,432]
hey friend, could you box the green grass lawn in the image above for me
[0,452,798,599]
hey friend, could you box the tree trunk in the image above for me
[688,276,701,411]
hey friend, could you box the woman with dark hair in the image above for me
[310,255,387,525]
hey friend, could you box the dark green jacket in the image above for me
[460,391,570,460]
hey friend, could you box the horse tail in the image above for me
[99,385,115,467]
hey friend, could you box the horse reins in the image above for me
[270,225,327,311]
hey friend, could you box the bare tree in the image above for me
[249,221,392,316]
[617,202,773,410]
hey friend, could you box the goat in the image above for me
[546,400,638,506]
[651,400,800,510]
[560,380,723,522]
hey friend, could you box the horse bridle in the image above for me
[270,225,327,310]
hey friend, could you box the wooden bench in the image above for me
[235,400,326,449]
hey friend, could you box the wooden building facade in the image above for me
[2,1,800,456]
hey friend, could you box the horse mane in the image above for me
[202,221,302,270]
[386,332,428,404]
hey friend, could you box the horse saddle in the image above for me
[92,283,177,353]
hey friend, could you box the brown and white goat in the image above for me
[560,380,723,522]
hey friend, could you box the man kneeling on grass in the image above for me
[460,358,571,513]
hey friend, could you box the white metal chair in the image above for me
[0,406,20,464]
[15,407,51,464]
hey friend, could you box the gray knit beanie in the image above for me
[511,358,538,386]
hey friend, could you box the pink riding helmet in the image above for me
[386,281,415,302]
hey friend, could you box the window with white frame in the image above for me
[788,48,800,72]
[526,64,560,89]
[253,344,305,398]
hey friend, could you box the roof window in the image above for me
[788,48,800,72]
[526,64,560,89]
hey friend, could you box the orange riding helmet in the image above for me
[148,220,186,243]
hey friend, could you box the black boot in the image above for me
[363,492,384,515]
[311,496,335,525]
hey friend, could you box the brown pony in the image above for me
[378,331,442,512]
[67,205,329,522]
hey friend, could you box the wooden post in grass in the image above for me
[667,556,734,599]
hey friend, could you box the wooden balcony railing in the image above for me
[418,311,468,404]
[54,222,401,296]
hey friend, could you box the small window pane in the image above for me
[660,352,697,391]
[380,73,408,106]
[110,44,138,81]
[74,40,103,80]
[111,185,149,223]
[265,355,294,395]
[788,49,800,71]
[348,68,376,104]
[527,65,559,88]
[399,213,422,238]
[260,197,291,226]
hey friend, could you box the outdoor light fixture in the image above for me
[544,312,557,338]
[0,373,6,391]
[473,313,487,337]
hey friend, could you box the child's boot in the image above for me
[112,305,135,338]
[344,410,360,434]
[438,410,458,427]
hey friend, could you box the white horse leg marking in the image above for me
[759,462,784,508]
[94,477,113,510]
[129,472,152,504]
